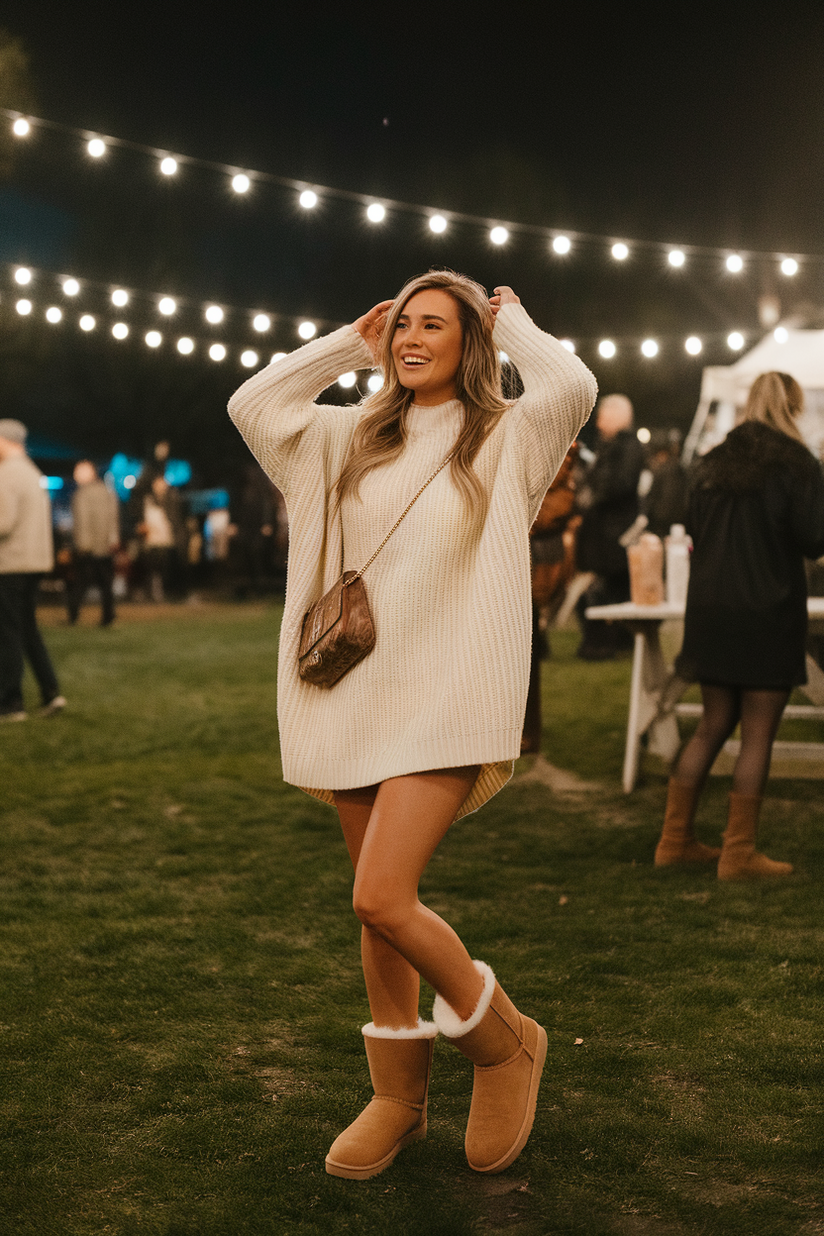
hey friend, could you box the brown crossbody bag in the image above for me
[298,452,453,688]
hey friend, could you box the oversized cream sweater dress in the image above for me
[228,303,597,819]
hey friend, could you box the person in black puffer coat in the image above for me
[654,371,824,880]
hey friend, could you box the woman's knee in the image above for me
[352,878,410,939]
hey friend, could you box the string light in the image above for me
[145,330,162,347]
[15,266,32,285]
[774,326,789,343]
[111,289,129,307]
[727,331,745,350]
[640,339,659,358]
[177,336,194,354]
[685,336,702,355]
[252,313,271,332]
[598,340,616,358]
[338,372,357,388]
[5,109,823,276]
[112,322,129,340]
[209,343,227,361]
[490,226,509,246]
[62,278,80,296]
[297,321,316,340]
[240,349,259,367]
[15,299,32,315]
[429,214,447,234]
[552,235,571,255]
[560,339,576,353]
[158,297,176,316]
[45,307,62,323]
[725,254,744,273]
[205,305,224,324]
[79,314,96,331]
[367,374,384,392]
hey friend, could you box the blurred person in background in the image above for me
[66,460,120,627]
[654,372,824,880]
[0,419,65,721]
[643,428,688,538]
[138,475,185,602]
[575,394,645,659]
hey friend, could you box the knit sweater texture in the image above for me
[228,303,597,817]
[0,454,54,574]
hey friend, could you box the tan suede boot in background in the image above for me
[433,960,547,1174]
[325,1019,437,1179]
[717,791,793,881]
[654,777,721,866]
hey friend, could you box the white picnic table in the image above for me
[584,598,824,791]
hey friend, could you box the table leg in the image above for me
[623,631,647,793]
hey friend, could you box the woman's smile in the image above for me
[391,288,463,406]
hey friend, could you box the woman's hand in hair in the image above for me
[352,300,394,361]
[489,286,521,318]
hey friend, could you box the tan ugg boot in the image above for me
[432,961,547,1174]
[717,791,793,881]
[654,778,721,866]
[325,1019,437,1179]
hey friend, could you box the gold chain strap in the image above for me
[348,452,454,583]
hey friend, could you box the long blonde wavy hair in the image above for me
[335,270,511,515]
[743,371,805,443]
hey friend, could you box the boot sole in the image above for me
[468,1023,548,1174]
[324,1122,426,1180]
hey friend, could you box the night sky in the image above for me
[1,0,823,472]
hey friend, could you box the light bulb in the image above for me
[637,427,651,444]
[270,352,287,364]
[366,203,386,223]
[298,321,317,340]
[641,339,659,358]
[62,278,80,296]
[490,226,509,246]
[46,307,62,323]
[611,243,629,261]
[560,339,576,353]
[231,173,250,194]
[112,323,129,340]
[158,297,176,316]
[685,336,702,355]
[598,340,616,358]
[160,156,178,176]
[87,138,106,158]
[299,190,318,209]
[727,331,745,350]
[209,344,227,361]
[780,258,798,277]
[241,349,259,368]
[177,337,194,354]
[725,254,743,273]
[367,374,384,392]
[429,214,447,233]
[552,235,571,255]
[668,249,686,268]
[14,267,31,285]
[145,331,162,348]
[12,118,30,137]
[252,314,271,333]
[338,372,357,389]
[15,299,32,315]
[111,289,129,307]
[774,326,789,343]
[79,314,96,331]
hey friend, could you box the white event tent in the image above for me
[684,328,824,463]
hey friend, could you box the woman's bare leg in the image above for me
[335,766,484,1028]
[335,784,421,1029]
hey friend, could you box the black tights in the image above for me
[675,683,790,798]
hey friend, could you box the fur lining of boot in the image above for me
[432,960,547,1174]
[325,1018,436,1180]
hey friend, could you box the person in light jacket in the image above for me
[67,460,120,626]
[0,419,65,720]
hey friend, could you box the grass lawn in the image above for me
[1,605,823,1236]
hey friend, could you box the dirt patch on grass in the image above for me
[37,600,270,625]
[514,755,602,795]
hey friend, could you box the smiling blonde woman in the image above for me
[228,269,597,1179]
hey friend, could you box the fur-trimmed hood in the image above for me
[693,420,814,495]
